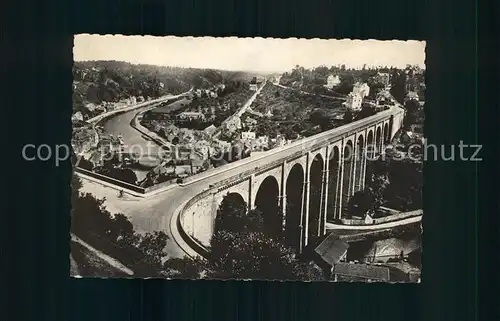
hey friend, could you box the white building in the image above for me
[249,84,258,91]
[270,135,287,148]
[193,140,211,158]
[405,91,420,102]
[343,92,363,111]
[224,116,242,132]
[244,117,258,127]
[352,83,370,99]
[241,131,256,141]
[203,124,217,136]
[178,112,205,120]
[72,111,84,122]
[325,74,341,89]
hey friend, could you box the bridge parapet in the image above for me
[176,106,406,256]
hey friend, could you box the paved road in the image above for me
[213,81,266,138]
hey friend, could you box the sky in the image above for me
[74,34,426,73]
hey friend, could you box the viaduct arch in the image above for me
[178,106,406,254]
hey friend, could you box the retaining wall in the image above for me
[75,167,146,193]
[340,209,423,226]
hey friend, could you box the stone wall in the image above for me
[180,192,217,247]
[339,209,422,226]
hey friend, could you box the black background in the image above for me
[3,0,496,320]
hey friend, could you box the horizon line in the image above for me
[74,59,425,74]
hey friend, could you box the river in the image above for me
[99,98,190,181]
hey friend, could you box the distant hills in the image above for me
[72,60,265,115]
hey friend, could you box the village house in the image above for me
[314,234,392,282]
[178,128,195,140]
[352,82,370,99]
[374,72,390,87]
[343,92,363,111]
[223,116,242,133]
[189,158,208,174]
[129,96,137,105]
[400,131,416,145]
[264,110,273,118]
[270,135,287,148]
[246,109,263,118]
[72,111,84,122]
[212,139,232,153]
[165,124,180,135]
[240,131,256,141]
[193,140,211,159]
[251,135,269,150]
[203,124,217,136]
[178,111,206,121]
[84,102,98,112]
[244,117,258,127]
[324,74,341,89]
[249,84,258,91]
[405,91,420,102]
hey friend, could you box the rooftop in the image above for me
[314,233,350,266]
[334,262,391,281]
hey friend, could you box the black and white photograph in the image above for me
[70,35,425,281]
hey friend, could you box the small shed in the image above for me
[314,233,350,267]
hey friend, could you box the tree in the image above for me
[208,196,321,280]
[136,231,169,269]
[368,82,385,99]
[162,257,207,279]
[384,158,423,211]
[343,110,353,122]
[209,230,314,280]
[347,190,374,218]
[71,173,169,277]
[404,99,420,127]
[309,109,331,131]
[77,157,94,170]
[390,70,406,104]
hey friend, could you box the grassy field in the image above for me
[244,83,347,139]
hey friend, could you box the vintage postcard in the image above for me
[70,35,425,281]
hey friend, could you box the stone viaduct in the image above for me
[179,106,405,254]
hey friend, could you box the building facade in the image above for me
[343,92,363,111]
[325,74,341,89]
